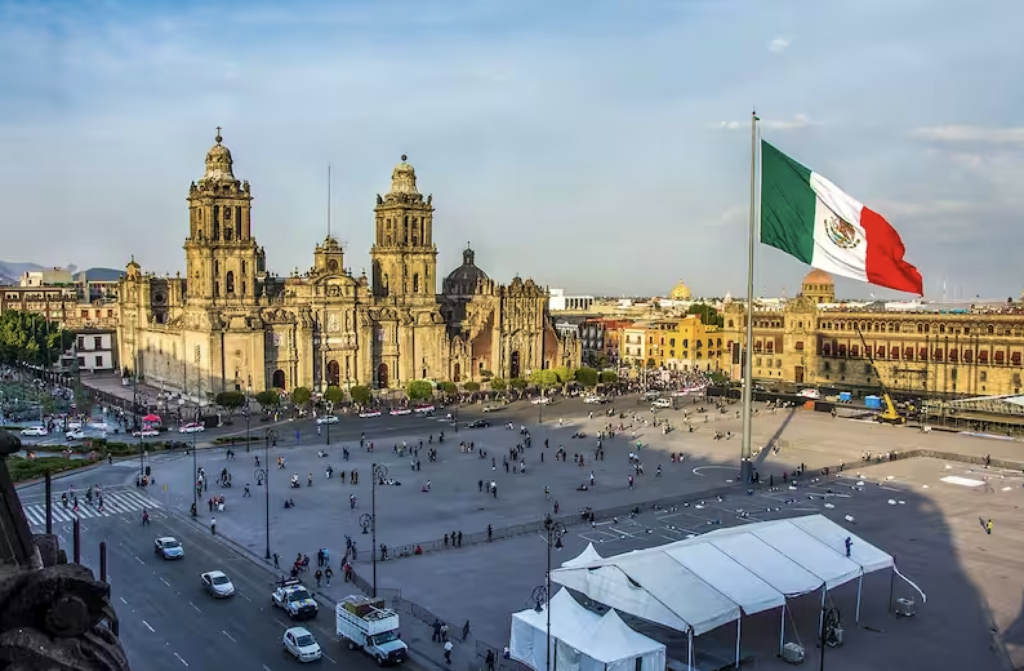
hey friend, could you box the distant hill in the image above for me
[74,268,124,282]
[0,262,123,286]
[0,261,44,285]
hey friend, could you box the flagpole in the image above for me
[740,110,758,485]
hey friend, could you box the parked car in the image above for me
[65,429,86,440]
[134,428,160,438]
[315,415,340,425]
[531,397,551,405]
[179,423,205,434]
[283,626,322,663]
[798,389,822,400]
[358,410,382,419]
[20,426,47,437]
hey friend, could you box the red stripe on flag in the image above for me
[860,207,923,295]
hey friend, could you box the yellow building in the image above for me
[619,316,724,371]
[718,270,1024,397]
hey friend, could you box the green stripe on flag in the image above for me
[760,140,816,264]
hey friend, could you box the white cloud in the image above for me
[713,113,814,131]
[912,125,1024,144]
[768,36,791,53]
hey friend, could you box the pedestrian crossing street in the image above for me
[22,490,163,528]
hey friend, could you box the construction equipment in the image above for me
[855,328,906,425]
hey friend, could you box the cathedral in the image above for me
[116,131,580,399]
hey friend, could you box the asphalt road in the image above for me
[70,510,419,671]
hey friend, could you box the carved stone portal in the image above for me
[0,431,130,671]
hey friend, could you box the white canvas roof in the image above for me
[562,542,603,568]
[551,514,894,636]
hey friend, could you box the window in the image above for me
[864,364,871,374]
[851,345,859,357]
[919,347,927,360]
[776,359,782,368]
[823,361,831,372]
[412,274,420,293]
[94,336,102,349]
[823,344,831,356]
[77,336,85,349]
[981,371,988,382]
[77,356,85,367]
[980,351,989,363]
[94,355,103,367]
[904,347,914,360]
[964,350,973,363]
[995,351,1004,364]
[242,260,247,274]
[1013,352,1022,366]
[838,344,847,356]
[949,349,958,362]
[81,310,88,318]
[877,346,885,358]
[891,347,900,359]
[107,309,114,318]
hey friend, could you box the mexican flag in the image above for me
[760,140,923,295]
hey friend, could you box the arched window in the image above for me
[214,260,220,276]
[226,271,235,294]
[242,260,247,274]
[413,273,420,293]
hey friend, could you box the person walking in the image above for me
[210,517,217,535]
[485,649,496,671]
[444,640,453,664]
[986,519,994,535]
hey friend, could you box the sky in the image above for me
[0,0,1021,301]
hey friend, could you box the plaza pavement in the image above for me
[131,399,1024,671]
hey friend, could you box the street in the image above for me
[67,509,420,671]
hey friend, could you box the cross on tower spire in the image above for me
[215,126,223,143]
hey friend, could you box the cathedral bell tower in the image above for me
[184,129,260,305]
[370,156,437,304]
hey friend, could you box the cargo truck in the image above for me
[335,595,409,666]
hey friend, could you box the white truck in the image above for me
[336,596,409,666]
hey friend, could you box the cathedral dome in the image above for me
[203,128,234,181]
[802,269,833,286]
[444,244,489,294]
[669,280,691,300]
[390,154,419,195]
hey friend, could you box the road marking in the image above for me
[142,620,155,633]
[275,619,289,629]
[189,601,201,613]
[323,653,337,664]
[263,666,273,671]
[174,652,189,666]
[120,597,128,605]
[134,556,145,565]
[159,577,171,587]
[239,592,251,601]
[222,630,236,643]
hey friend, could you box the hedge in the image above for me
[213,435,262,445]
[9,456,95,482]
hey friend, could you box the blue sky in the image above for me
[1,0,1021,299]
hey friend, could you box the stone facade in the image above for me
[116,133,580,398]
[719,271,1024,397]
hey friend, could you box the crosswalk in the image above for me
[21,490,162,528]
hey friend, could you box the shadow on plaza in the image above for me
[167,409,1017,671]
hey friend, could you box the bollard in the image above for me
[45,471,53,535]
[99,541,108,583]
[73,518,81,564]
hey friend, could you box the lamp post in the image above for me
[244,387,252,452]
[360,463,387,597]
[263,429,278,560]
[541,514,567,671]
[325,400,332,446]
[190,425,199,517]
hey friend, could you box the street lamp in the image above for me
[263,429,278,560]
[244,388,252,452]
[541,514,567,671]
[365,463,388,598]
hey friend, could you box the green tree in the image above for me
[215,390,246,415]
[708,370,729,385]
[255,390,280,409]
[463,381,481,392]
[291,386,312,409]
[440,381,458,395]
[575,367,599,388]
[479,369,494,380]
[490,377,508,391]
[530,369,559,388]
[324,385,346,405]
[0,310,74,366]
[646,358,656,369]
[553,365,576,385]
[510,377,528,390]
[600,370,618,384]
[406,380,434,401]
[348,385,371,406]
[687,303,724,327]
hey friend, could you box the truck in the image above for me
[336,595,409,666]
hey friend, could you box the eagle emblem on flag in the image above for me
[824,215,861,250]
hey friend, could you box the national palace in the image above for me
[114,131,580,398]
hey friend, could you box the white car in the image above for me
[283,627,322,663]
[201,570,235,598]
[583,396,603,404]
[531,397,551,405]
[20,426,48,437]
[315,415,340,425]
[389,408,412,416]
[798,389,822,400]
[358,410,382,419]
[179,423,205,434]
[652,398,672,409]
[133,428,160,438]
[413,404,436,414]
[65,429,86,441]
[642,391,661,400]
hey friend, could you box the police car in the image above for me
[272,579,319,620]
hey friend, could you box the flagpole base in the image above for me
[740,459,754,485]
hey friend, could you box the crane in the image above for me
[854,327,906,425]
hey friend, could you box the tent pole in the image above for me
[688,629,693,671]
[888,565,896,614]
[779,604,786,655]
[855,574,864,623]
[818,587,826,635]
[735,616,741,668]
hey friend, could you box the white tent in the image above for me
[551,515,915,670]
[510,590,666,671]
[562,543,602,568]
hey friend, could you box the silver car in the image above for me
[201,570,235,598]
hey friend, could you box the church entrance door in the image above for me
[377,363,389,389]
[509,351,520,380]
[272,369,286,390]
[327,360,340,386]
[453,363,461,383]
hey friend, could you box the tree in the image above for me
[479,369,494,380]
[255,390,280,409]
[600,370,618,384]
[510,377,528,390]
[646,358,656,369]
[0,310,74,366]
[324,385,346,405]
[553,366,576,385]
[348,385,371,406]
[215,390,246,415]
[688,303,724,327]
[291,386,312,409]
[530,369,559,388]
[463,381,481,392]
[406,380,434,401]
[440,381,458,395]
[490,377,508,391]
[575,367,599,388]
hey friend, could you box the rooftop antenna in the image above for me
[327,165,332,239]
